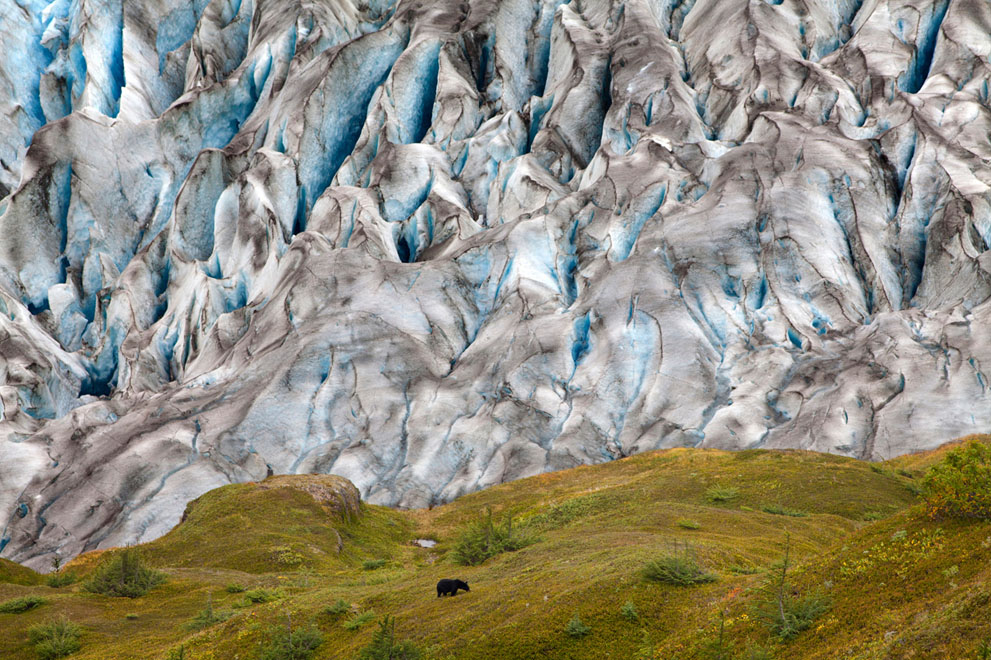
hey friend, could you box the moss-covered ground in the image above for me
[1,440,989,659]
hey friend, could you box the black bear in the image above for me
[436,578,470,597]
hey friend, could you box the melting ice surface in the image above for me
[3,0,991,569]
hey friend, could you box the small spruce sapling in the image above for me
[699,610,734,660]
[751,534,830,640]
[258,608,323,660]
[357,615,423,660]
[565,613,591,638]
[46,553,76,588]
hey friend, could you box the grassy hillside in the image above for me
[1,441,989,659]
[0,559,42,587]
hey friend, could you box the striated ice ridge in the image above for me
[2,0,991,568]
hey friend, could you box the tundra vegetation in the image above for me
[0,441,989,659]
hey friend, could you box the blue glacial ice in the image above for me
[3,0,991,569]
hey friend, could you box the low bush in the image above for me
[643,545,717,586]
[362,559,386,570]
[705,486,739,503]
[83,548,166,598]
[271,546,307,567]
[0,595,46,614]
[677,519,701,529]
[565,613,591,638]
[28,617,82,660]
[451,507,537,566]
[525,494,608,530]
[225,582,246,593]
[727,564,761,575]
[923,439,991,520]
[238,588,279,606]
[620,601,638,622]
[357,615,423,660]
[760,504,807,517]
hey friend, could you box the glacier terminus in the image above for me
[2,0,991,569]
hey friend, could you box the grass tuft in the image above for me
[727,564,762,575]
[705,485,740,503]
[760,504,808,517]
[343,611,377,630]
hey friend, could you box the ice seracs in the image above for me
[3,0,991,569]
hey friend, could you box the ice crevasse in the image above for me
[2,0,991,568]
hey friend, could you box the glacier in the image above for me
[2,0,991,569]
